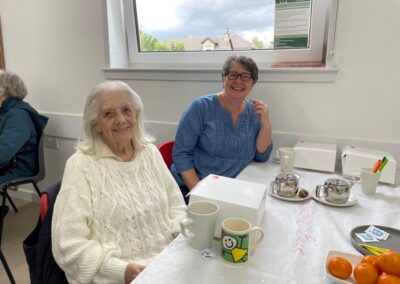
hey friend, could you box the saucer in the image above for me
[268,187,312,202]
[312,192,358,207]
[271,157,280,164]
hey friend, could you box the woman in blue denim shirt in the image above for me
[172,56,273,203]
[0,71,48,185]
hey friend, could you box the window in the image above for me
[106,0,337,69]
[134,0,276,53]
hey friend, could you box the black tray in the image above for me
[350,225,400,255]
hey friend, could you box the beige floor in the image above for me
[0,198,39,284]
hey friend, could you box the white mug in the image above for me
[180,201,219,250]
[279,147,296,172]
[352,168,381,195]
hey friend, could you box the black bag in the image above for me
[23,181,68,284]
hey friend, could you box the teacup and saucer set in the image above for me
[269,172,312,202]
[313,178,358,207]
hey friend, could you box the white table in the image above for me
[133,163,400,284]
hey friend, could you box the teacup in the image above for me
[180,201,219,250]
[221,218,264,264]
[316,178,353,204]
[278,147,296,173]
[270,172,300,198]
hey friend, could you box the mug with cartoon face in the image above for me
[221,218,264,264]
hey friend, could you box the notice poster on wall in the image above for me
[274,0,311,49]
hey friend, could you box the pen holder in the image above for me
[352,168,381,195]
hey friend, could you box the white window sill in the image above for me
[103,65,338,83]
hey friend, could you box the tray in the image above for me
[350,225,400,255]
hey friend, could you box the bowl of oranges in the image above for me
[325,250,400,284]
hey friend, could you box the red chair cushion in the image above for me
[40,193,49,222]
[158,141,174,169]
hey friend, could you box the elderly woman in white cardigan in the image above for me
[52,81,186,284]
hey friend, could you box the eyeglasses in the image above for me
[224,71,253,82]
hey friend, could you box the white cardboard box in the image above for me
[189,174,267,238]
[341,145,397,184]
[293,141,337,172]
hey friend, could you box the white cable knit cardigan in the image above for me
[51,143,186,284]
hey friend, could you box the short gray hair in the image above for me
[222,55,259,84]
[0,70,28,99]
[78,81,154,154]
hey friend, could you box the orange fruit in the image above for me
[362,255,382,274]
[378,251,400,275]
[377,274,400,284]
[327,256,353,279]
[354,262,379,284]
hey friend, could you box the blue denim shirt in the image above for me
[171,94,272,186]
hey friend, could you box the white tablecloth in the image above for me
[133,162,400,284]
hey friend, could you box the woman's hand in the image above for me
[251,99,270,126]
[124,263,146,283]
[251,99,272,155]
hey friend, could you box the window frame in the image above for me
[113,0,333,68]
[104,0,339,83]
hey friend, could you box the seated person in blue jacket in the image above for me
[0,70,48,185]
[171,55,273,204]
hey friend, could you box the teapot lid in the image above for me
[325,178,349,187]
[276,172,299,181]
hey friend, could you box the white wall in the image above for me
[0,0,107,197]
[0,0,399,198]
